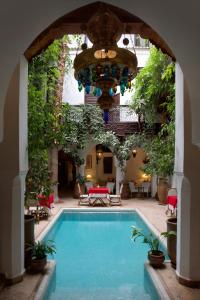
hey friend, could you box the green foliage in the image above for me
[95,131,145,170]
[25,150,52,203]
[130,47,175,177]
[131,47,175,124]
[27,38,68,200]
[75,174,85,185]
[30,240,56,259]
[61,104,104,165]
[131,226,176,253]
[142,123,175,177]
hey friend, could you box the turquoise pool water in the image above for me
[44,211,163,300]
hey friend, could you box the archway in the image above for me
[0,0,200,288]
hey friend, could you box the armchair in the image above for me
[106,182,115,193]
[109,183,123,206]
[128,182,138,198]
[141,182,151,197]
[77,183,90,206]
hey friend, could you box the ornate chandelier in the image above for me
[73,6,138,109]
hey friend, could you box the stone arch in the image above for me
[1,0,200,285]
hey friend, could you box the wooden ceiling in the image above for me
[24,2,175,61]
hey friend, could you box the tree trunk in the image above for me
[49,38,69,194]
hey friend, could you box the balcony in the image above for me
[104,105,160,136]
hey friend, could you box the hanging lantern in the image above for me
[73,5,138,110]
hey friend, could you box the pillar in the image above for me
[114,156,125,194]
[175,63,200,286]
[0,56,28,282]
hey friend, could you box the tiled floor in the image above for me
[0,196,200,299]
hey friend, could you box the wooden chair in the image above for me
[85,181,93,193]
[141,182,151,197]
[128,181,138,198]
[106,182,115,193]
[77,183,90,206]
[109,183,123,206]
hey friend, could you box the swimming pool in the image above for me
[43,210,165,300]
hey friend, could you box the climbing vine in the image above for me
[130,47,175,177]
[26,36,71,199]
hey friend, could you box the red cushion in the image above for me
[88,187,109,194]
[38,193,54,208]
[167,195,177,208]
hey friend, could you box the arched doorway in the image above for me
[58,150,76,197]
[85,144,116,189]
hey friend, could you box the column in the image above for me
[175,63,200,286]
[114,156,125,194]
[0,56,28,282]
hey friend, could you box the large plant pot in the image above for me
[73,182,85,199]
[121,182,130,199]
[167,217,177,268]
[24,215,35,268]
[24,214,35,245]
[148,250,165,268]
[30,256,47,273]
[157,178,168,205]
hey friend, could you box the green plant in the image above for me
[129,47,175,178]
[76,174,85,185]
[131,226,176,255]
[30,240,56,259]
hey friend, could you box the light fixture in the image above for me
[143,156,150,164]
[86,174,92,179]
[73,5,138,110]
[96,145,103,164]
[132,149,137,158]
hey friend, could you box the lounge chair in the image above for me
[109,183,123,206]
[77,183,90,206]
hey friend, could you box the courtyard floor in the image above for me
[0,196,200,299]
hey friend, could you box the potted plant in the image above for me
[74,173,86,199]
[131,226,176,268]
[29,240,56,273]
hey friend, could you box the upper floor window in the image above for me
[134,34,150,48]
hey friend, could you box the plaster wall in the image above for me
[0,57,28,279]
[175,63,200,282]
[0,1,200,144]
[124,148,146,183]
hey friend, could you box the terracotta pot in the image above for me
[157,178,168,205]
[30,256,47,273]
[73,182,85,199]
[121,182,130,199]
[167,217,177,268]
[24,214,35,245]
[148,250,165,268]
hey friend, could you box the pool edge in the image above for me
[145,262,171,300]
[34,260,56,300]
[36,207,171,300]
